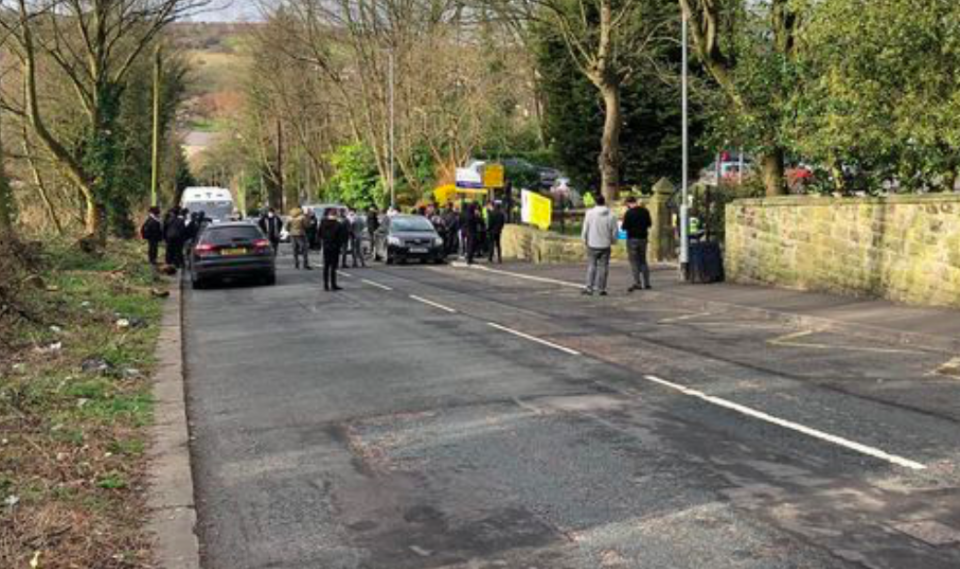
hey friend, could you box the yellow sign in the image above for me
[483,164,505,189]
[434,184,488,204]
[521,190,552,231]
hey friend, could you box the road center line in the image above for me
[361,279,393,291]
[643,374,926,471]
[487,322,582,356]
[410,295,457,313]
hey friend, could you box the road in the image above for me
[183,252,960,569]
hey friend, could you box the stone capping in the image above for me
[731,193,960,207]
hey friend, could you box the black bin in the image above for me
[686,241,725,284]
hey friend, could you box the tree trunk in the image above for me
[761,149,786,197]
[598,82,622,203]
[0,113,13,237]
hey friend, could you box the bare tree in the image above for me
[8,0,208,242]
[489,0,674,202]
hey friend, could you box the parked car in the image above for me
[188,222,276,289]
[374,214,445,265]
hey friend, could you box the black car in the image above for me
[375,214,445,265]
[188,222,276,289]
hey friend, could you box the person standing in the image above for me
[486,202,506,264]
[258,208,283,254]
[288,207,312,270]
[462,203,481,265]
[163,206,186,269]
[581,194,619,296]
[349,211,367,268]
[141,206,164,265]
[318,208,348,291]
[621,196,653,291]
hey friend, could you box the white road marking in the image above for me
[409,295,457,313]
[468,265,582,289]
[768,330,922,354]
[658,311,713,324]
[339,271,354,278]
[361,279,393,291]
[643,374,926,471]
[487,322,582,356]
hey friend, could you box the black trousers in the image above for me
[165,239,183,268]
[487,232,502,263]
[465,233,477,264]
[148,240,160,265]
[323,247,341,289]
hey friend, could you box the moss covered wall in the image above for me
[725,195,960,307]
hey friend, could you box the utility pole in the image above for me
[388,48,396,209]
[150,45,162,208]
[276,118,285,212]
[680,12,690,274]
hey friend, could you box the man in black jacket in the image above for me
[163,206,186,269]
[258,208,283,254]
[318,209,349,291]
[486,202,506,263]
[621,196,653,291]
[141,206,164,265]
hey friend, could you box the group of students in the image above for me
[139,205,211,269]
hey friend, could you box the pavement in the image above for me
[179,249,960,569]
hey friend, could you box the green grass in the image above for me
[0,238,168,568]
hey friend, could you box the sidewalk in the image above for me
[469,261,960,354]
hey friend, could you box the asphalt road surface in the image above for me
[183,252,960,569]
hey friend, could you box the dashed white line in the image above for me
[643,374,926,471]
[486,322,582,356]
[409,295,457,313]
[339,271,354,278]
[361,279,393,291]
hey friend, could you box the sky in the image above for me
[188,0,264,22]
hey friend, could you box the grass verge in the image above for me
[1,239,167,568]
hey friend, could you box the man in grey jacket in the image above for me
[581,194,619,296]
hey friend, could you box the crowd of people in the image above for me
[141,192,656,298]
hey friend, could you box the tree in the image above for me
[679,0,800,196]
[9,0,206,243]
[509,0,675,202]
[788,0,960,192]
[532,1,709,192]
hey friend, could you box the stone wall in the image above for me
[501,178,679,265]
[501,224,628,263]
[725,195,960,307]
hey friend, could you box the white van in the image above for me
[180,187,236,223]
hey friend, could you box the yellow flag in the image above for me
[521,190,552,231]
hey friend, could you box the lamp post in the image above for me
[388,48,396,209]
[680,11,690,273]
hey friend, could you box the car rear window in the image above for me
[202,226,263,245]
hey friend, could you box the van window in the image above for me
[185,200,233,222]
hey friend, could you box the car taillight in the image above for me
[195,243,216,256]
[253,239,271,252]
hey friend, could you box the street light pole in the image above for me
[680,12,690,273]
[388,48,396,209]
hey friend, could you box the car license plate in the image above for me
[221,248,247,256]
[409,247,428,254]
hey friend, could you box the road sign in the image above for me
[483,164,505,189]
